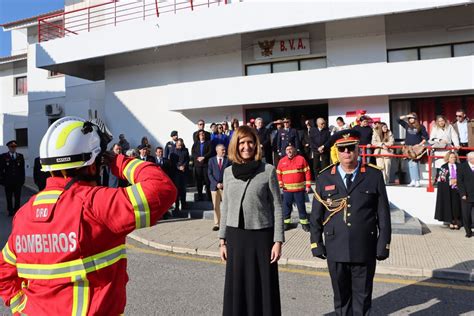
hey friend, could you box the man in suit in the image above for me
[155,146,173,178]
[192,130,213,201]
[138,144,155,162]
[0,140,25,216]
[170,138,190,215]
[192,119,211,143]
[310,117,331,177]
[457,151,474,238]
[255,117,272,164]
[277,118,300,158]
[310,130,391,315]
[208,144,231,231]
[164,130,179,159]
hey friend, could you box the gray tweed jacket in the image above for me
[218,162,284,242]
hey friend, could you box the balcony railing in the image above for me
[38,0,228,43]
[359,145,474,193]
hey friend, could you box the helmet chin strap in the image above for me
[64,155,103,190]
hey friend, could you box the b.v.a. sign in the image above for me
[254,33,310,60]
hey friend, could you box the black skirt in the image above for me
[435,181,462,223]
[223,226,281,316]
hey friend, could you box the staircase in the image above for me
[182,190,425,235]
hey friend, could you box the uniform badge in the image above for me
[325,185,335,191]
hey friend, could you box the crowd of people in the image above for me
[92,108,473,230]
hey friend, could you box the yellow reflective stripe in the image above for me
[56,121,84,150]
[33,190,63,205]
[311,242,318,249]
[276,169,282,174]
[47,161,86,171]
[284,218,292,224]
[17,244,126,281]
[10,290,23,312]
[126,183,150,229]
[300,219,309,225]
[123,159,144,184]
[2,242,16,266]
[281,168,306,175]
[36,190,63,197]
[284,182,306,189]
[72,279,89,316]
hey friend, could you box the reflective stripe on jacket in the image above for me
[276,154,311,192]
[0,154,177,315]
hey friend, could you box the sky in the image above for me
[0,0,64,57]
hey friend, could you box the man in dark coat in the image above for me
[191,130,213,201]
[352,115,374,164]
[310,130,391,315]
[0,140,25,216]
[154,146,174,179]
[138,144,155,162]
[33,156,50,191]
[164,130,178,159]
[457,151,474,238]
[255,117,272,164]
[277,118,300,158]
[192,119,211,143]
[310,117,331,176]
[170,138,190,215]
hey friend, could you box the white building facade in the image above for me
[33,0,474,151]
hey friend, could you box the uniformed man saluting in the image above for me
[0,140,25,216]
[310,129,391,316]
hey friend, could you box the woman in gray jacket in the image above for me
[219,126,284,316]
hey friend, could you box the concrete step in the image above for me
[390,206,406,224]
[392,216,424,235]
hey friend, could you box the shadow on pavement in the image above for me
[321,260,474,316]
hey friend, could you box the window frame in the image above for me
[14,76,27,96]
[15,128,28,147]
[245,56,327,76]
[387,40,474,63]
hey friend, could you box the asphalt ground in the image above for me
[0,188,473,315]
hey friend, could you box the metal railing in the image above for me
[359,144,474,193]
[38,0,228,42]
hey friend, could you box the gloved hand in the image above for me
[90,117,113,153]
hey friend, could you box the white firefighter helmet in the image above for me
[39,116,102,172]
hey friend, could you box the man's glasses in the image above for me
[337,145,357,153]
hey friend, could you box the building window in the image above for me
[300,58,327,70]
[15,128,28,147]
[246,57,326,76]
[14,76,27,95]
[273,61,298,73]
[246,64,271,76]
[454,42,474,57]
[48,70,62,78]
[420,45,451,60]
[387,49,418,63]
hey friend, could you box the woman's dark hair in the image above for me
[407,112,422,132]
[231,118,239,130]
[336,116,345,123]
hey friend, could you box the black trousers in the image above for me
[173,172,187,209]
[5,184,22,215]
[327,260,376,316]
[194,165,210,199]
[313,152,330,176]
[461,201,473,235]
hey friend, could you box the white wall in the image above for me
[326,16,387,67]
[328,96,390,127]
[10,29,28,55]
[36,0,472,69]
[165,56,474,111]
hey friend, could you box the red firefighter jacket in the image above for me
[0,154,177,315]
[276,154,311,192]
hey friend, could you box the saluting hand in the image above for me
[270,242,282,264]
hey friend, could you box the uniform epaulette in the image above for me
[319,163,336,174]
[367,163,383,170]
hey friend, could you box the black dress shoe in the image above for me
[466,233,472,238]
[212,225,219,231]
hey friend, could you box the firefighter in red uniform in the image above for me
[0,116,177,315]
[276,144,312,232]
